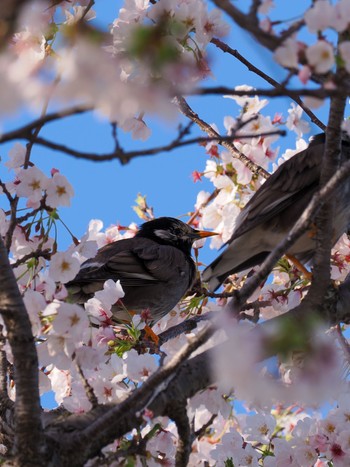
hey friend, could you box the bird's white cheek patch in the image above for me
[154,229,175,240]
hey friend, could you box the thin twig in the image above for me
[11,249,51,269]
[20,130,284,165]
[211,38,325,131]
[194,414,217,440]
[0,106,91,144]
[193,86,342,99]
[75,363,98,408]
[175,96,270,178]
[158,313,213,346]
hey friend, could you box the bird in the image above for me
[66,217,217,326]
[202,133,350,292]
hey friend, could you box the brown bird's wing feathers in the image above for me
[231,140,323,241]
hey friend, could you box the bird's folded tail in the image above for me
[202,250,270,292]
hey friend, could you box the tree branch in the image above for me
[174,96,270,178]
[167,402,192,467]
[0,106,91,145]
[0,237,45,465]
[193,86,343,99]
[11,129,283,166]
[212,0,288,51]
[56,324,214,464]
[211,38,326,131]
[305,60,348,308]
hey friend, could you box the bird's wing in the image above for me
[70,238,187,288]
[231,140,323,240]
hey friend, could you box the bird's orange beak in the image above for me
[195,230,219,238]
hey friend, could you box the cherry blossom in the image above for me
[5,143,26,170]
[46,301,90,339]
[243,413,276,444]
[123,349,158,382]
[49,250,81,283]
[120,117,152,141]
[286,104,310,137]
[14,165,49,207]
[274,38,299,69]
[305,40,335,74]
[330,0,350,32]
[46,172,74,208]
[304,0,333,33]
[225,85,268,116]
[64,5,96,25]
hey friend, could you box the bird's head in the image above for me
[136,217,217,255]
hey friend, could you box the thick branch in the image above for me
[57,325,214,465]
[167,402,192,467]
[0,237,45,465]
[306,92,347,307]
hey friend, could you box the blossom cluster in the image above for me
[0,0,229,141]
[3,89,350,466]
[270,0,350,95]
[3,0,350,465]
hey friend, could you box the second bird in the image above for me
[202,134,350,291]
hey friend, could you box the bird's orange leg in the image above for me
[286,254,312,281]
[122,307,160,345]
[143,325,160,345]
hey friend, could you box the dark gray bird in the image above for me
[67,217,217,325]
[202,133,350,291]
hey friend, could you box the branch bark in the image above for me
[174,96,270,178]
[0,237,45,465]
[210,38,326,131]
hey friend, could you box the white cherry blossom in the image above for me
[49,250,81,283]
[304,0,333,33]
[305,40,335,74]
[15,165,49,206]
[274,38,299,69]
[46,172,74,208]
